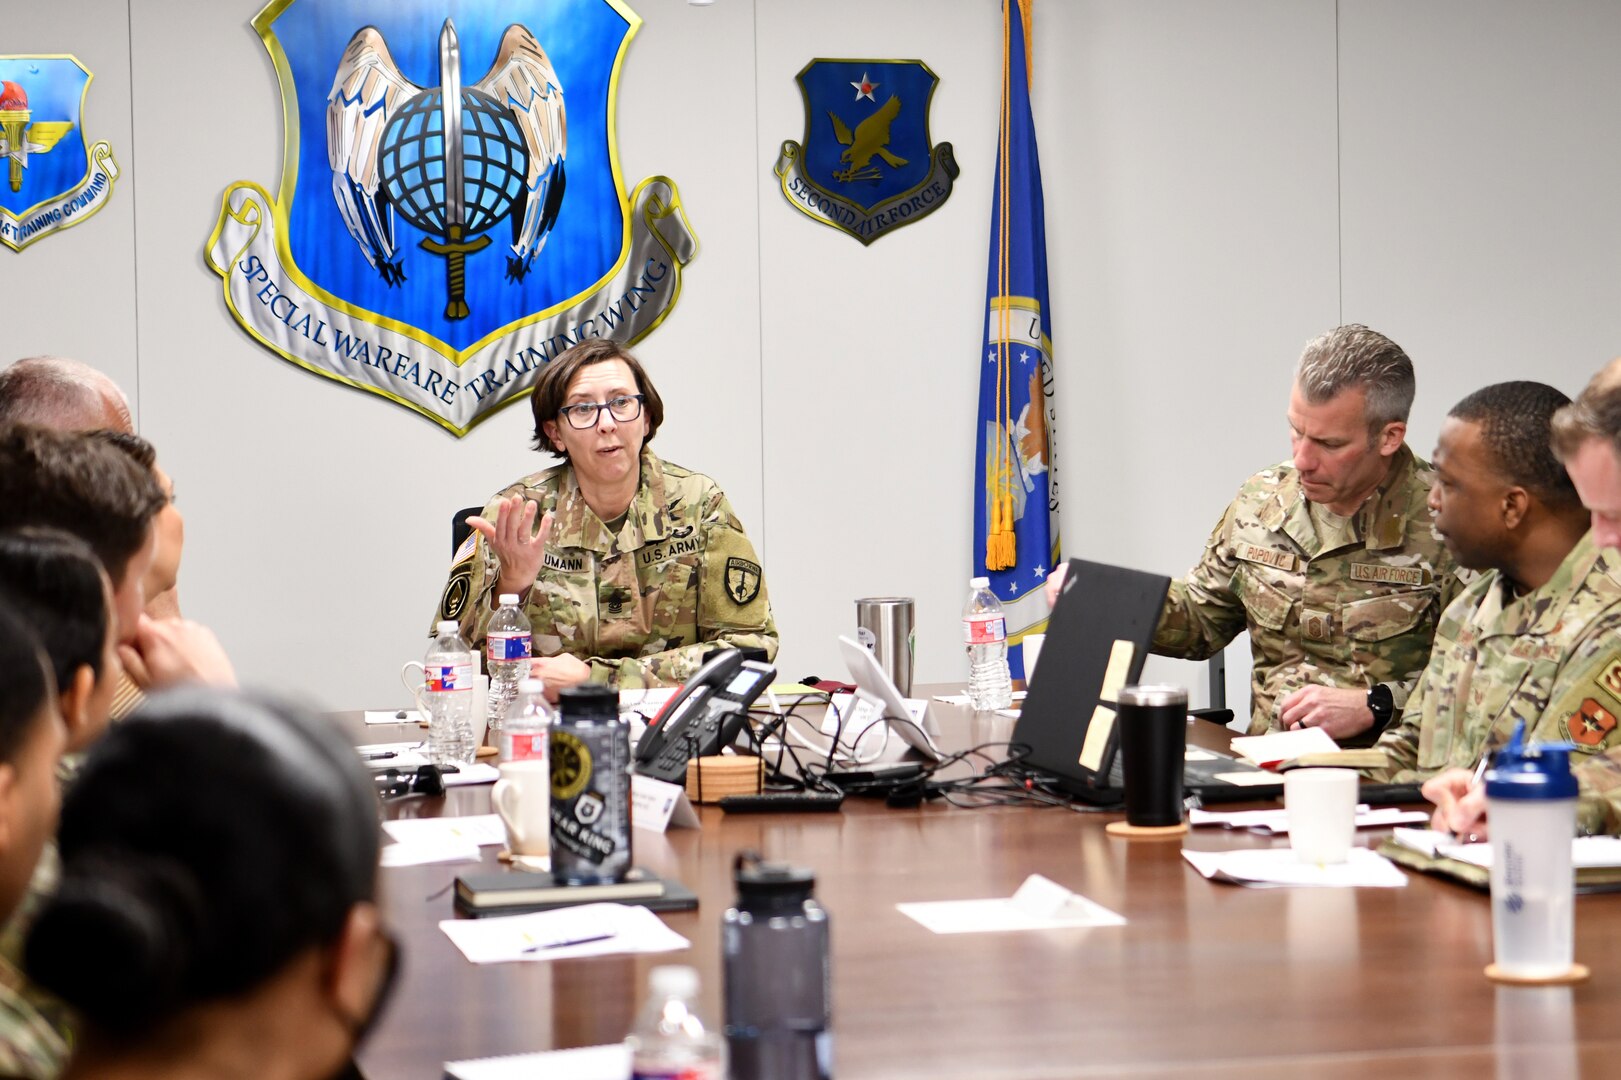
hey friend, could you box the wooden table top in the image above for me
[345,702,1619,1080]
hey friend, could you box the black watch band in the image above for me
[1366,684,1395,733]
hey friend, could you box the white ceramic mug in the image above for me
[1285,768,1358,864]
[492,759,552,859]
[1022,633,1046,682]
[400,661,490,749]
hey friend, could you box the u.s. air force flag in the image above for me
[973,0,1059,680]
[206,0,695,436]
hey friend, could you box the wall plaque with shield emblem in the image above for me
[0,55,120,252]
[206,0,697,436]
[774,58,957,245]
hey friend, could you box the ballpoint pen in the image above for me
[522,933,615,953]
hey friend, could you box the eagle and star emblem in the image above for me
[774,58,956,245]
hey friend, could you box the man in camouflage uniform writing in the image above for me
[1048,325,1462,739]
[1367,382,1621,784]
[434,339,777,695]
[1429,362,1621,837]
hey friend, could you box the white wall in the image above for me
[2,1,1617,713]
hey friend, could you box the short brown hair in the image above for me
[0,425,167,585]
[529,339,664,459]
[1552,357,1621,462]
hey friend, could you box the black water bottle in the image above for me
[722,852,832,1080]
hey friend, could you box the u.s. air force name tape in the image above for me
[205,175,697,437]
[775,140,957,246]
[0,141,119,252]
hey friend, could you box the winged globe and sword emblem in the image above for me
[327,19,566,320]
[774,59,957,245]
[206,0,699,437]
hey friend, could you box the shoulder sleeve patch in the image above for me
[450,530,478,567]
[1566,698,1620,747]
[724,557,762,605]
[438,563,473,623]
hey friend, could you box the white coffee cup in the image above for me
[1022,633,1046,682]
[400,661,490,749]
[1285,768,1358,864]
[492,759,552,859]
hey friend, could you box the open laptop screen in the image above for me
[1011,558,1171,795]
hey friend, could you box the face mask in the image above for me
[332,929,401,1065]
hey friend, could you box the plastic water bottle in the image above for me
[723,853,832,1080]
[485,593,532,739]
[424,620,476,766]
[963,576,1012,710]
[626,965,725,1080]
[1485,722,1580,980]
[501,678,550,763]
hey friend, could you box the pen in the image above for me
[522,933,614,953]
[361,751,397,761]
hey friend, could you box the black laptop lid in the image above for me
[1012,558,1171,791]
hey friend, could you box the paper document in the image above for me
[897,873,1126,935]
[820,692,929,742]
[931,691,1027,705]
[383,814,507,848]
[438,902,689,964]
[1190,806,1428,834]
[443,763,499,787]
[445,1043,631,1080]
[357,741,430,770]
[1182,847,1408,888]
[1211,771,1281,787]
[1390,828,1621,870]
[380,839,480,867]
[364,709,424,726]
[1229,727,1339,766]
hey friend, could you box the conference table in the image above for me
[347,696,1620,1080]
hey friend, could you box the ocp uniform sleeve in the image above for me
[1525,621,1621,757]
[1152,502,1248,661]
[430,491,508,649]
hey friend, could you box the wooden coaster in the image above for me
[1105,820,1189,839]
[685,755,763,803]
[1484,962,1591,986]
[475,745,499,760]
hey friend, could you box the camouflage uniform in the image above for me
[1153,445,1463,734]
[0,955,65,1080]
[434,449,777,688]
[1370,532,1621,784]
[1574,749,1621,835]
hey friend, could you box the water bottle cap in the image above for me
[969,576,990,589]
[1484,721,1578,801]
[648,965,698,998]
[557,683,618,721]
[498,593,520,605]
[435,620,458,634]
[734,850,815,904]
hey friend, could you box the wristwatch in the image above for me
[1366,684,1394,733]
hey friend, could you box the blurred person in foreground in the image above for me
[24,689,395,1080]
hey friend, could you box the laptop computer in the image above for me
[1012,557,1282,804]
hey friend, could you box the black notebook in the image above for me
[452,869,698,918]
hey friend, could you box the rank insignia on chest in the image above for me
[1567,698,1619,747]
[605,589,628,616]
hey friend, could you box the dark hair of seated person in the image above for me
[0,598,57,765]
[24,689,391,1071]
[0,528,110,695]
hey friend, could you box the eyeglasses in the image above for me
[558,394,644,429]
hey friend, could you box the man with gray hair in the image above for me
[0,356,132,433]
[1047,324,1464,739]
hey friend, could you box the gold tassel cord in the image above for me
[985,0,1020,571]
